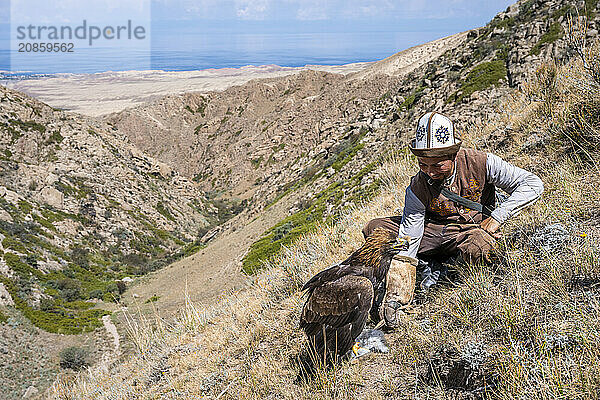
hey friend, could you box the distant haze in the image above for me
[0,0,515,73]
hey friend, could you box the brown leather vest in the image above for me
[410,148,495,224]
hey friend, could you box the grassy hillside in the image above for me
[50,21,600,399]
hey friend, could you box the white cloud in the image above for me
[12,0,151,24]
[151,0,514,22]
[235,0,270,20]
[296,6,328,20]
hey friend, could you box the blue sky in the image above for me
[0,0,517,73]
[151,0,515,24]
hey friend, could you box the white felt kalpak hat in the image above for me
[409,112,462,157]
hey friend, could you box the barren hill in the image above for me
[105,32,468,209]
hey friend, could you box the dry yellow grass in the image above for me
[50,34,600,400]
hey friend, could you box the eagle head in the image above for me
[359,228,411,263]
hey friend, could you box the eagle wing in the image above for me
[300,274,374,358]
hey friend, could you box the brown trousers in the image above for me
[362,216,496,265]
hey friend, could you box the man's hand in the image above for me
[480,217,501,239]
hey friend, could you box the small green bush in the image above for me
[2,236,28,254]
[181,240,204,258]
[70,246,90,268]
[8,119,46,133]
[530,22,563,56]
[449,60,507,103]
[145,294,160,303]
[400,86,426,110]
[250,156,263,168]
[103,292,117,303]
[17,200,33,214]
[155,201,175,222]
[59,280,82,301]
[59,346,89,370]
[47,130,64,145]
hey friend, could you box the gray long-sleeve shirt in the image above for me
[398,153,544,259]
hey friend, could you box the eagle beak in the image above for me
[392,236,410,252]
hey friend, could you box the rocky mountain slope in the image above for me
[0,86,241,397]
[106,33,465,206]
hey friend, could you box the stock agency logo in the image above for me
[16,20,147,47]
[10,0,151,72]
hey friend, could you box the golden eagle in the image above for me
[299,228,410,365]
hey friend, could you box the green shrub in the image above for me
[116,280,126,294]
[530,22,563,56]
[490,16,515,30]
[59,346,89,370]
[54,180,77,197]
[8,119,46,133]
[400,86,426,110]
[47,130,64,145]
[250,156,263,168]
[102,292,117,303]
[449,60,507,103]
[53,278,82,302]
[155,201,175,222]
[62,300,95,310]
[181,240,204,257]
[39,208,65,224]
[33,214,56,231]
[70,246,90,268]
[17,200,33,214]
[197,101,207,117]
[2,236,28,254]
[194,124,205,135]
[145,294,160,303]
[39,298,55,311]
[119,252,148,267]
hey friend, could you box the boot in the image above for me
[381,256,417,329]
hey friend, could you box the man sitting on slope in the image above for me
[363,111,544,328]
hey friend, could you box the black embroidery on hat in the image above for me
[416,124,426,141]
[435,126,450,143]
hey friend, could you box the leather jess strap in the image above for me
[441,187,485,213]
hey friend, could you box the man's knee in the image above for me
[362,218,399,239]
[458,228,495,264]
